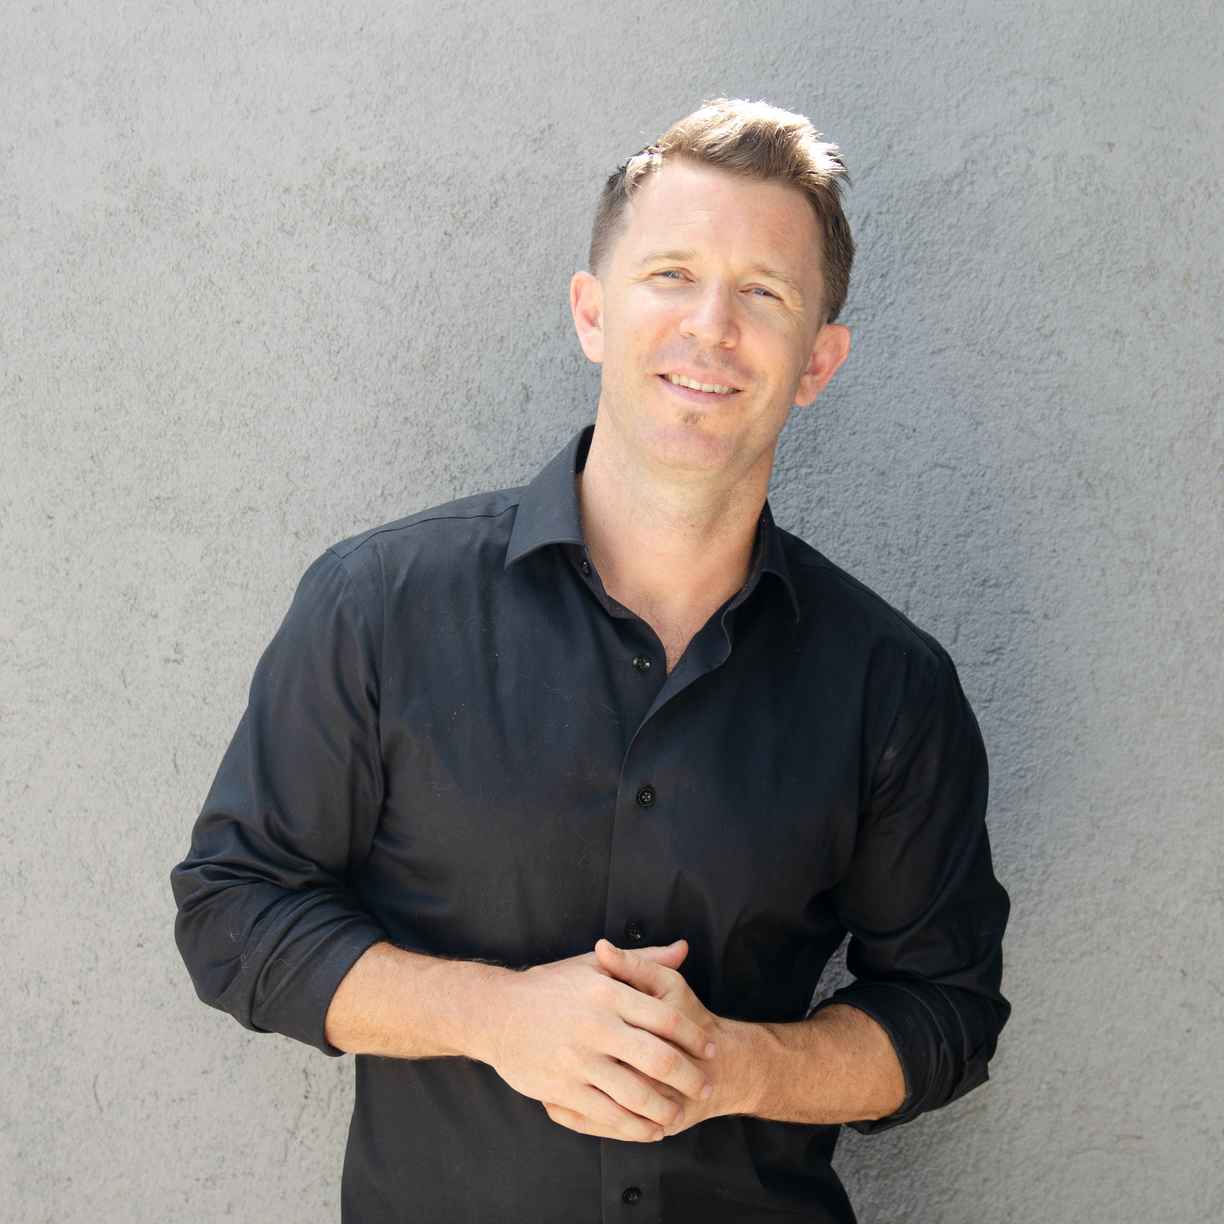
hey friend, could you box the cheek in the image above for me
[759,331,809,384]
[624,292,682,335]
[609,318,671,372]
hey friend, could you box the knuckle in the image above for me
[631,1081,657,1114]
[649,1044,680,1079]
[659,1007,683,1038]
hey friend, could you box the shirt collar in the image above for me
[505,422,801,622]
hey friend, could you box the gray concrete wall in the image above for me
[3,1,1221,1220]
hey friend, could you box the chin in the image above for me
[639,421,738,472]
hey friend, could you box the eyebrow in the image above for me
[635,248,806,301]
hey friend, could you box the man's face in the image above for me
[571,156,850,483]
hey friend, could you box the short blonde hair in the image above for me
[589,97,854,323]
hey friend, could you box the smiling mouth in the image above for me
[658,372,741,396]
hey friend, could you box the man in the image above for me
[172,97,1010,1222]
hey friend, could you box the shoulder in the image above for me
[319,483,524,585]
[279,484,525,633]
[780,528,949,655]
[777,526,959,708]
[776,528,983,781]
[328,485,524,563]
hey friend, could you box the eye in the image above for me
[747,286,779,299]
[654,269,686,280]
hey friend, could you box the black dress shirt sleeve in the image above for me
[812,638,1011,1134]
[170,548,388,1056]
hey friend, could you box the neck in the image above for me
[575,415,770,624]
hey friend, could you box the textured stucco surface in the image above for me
[2,2,1221,1221]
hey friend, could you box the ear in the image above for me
[570,270,605,364]
[794,322,851,407]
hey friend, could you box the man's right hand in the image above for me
[483,940,716,1143]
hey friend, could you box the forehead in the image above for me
[617,157,823,281]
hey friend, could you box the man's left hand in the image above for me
[541,938,753,1140]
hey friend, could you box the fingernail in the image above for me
[704,1042,716,1058]
[701,1083,712,1099]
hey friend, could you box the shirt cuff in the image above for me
[237,905,389,1057]
[810,979,945,1134]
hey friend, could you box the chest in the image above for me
[364,572,866,977]
[633,598,732,676]
[655,620,706,674]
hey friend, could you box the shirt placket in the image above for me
[571,546,753,1224]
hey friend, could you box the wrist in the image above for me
[447,960,520,1065]
[712,1015,767,1118]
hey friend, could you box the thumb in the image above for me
[633,938,688,967]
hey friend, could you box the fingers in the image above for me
[609,1020,712,1103]
[585,1057,686,1131]
[632,938,688,968]
[547,1086,666,1143]
[583,939,686,979]
[605,975,713,1063]
[544,1101,621,1141]
[595,938,676,998]
[600,939,687,972]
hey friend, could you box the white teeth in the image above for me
[665,373,736,395]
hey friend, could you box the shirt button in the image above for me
[580,559,592,576]
[624,921,644,943]
[631,654,652,673]
[635,784,656,808]
[622,1186,643,1204]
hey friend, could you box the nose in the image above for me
[679,283,738,349]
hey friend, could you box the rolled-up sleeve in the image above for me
[170,547,388,1056]
[814,640,1011,1133]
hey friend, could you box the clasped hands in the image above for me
[486,936,746,1143]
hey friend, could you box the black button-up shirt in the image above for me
[171,423,1010,1223]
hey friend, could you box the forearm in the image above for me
[323,940,516,1061]
[725,1002,907,1125]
